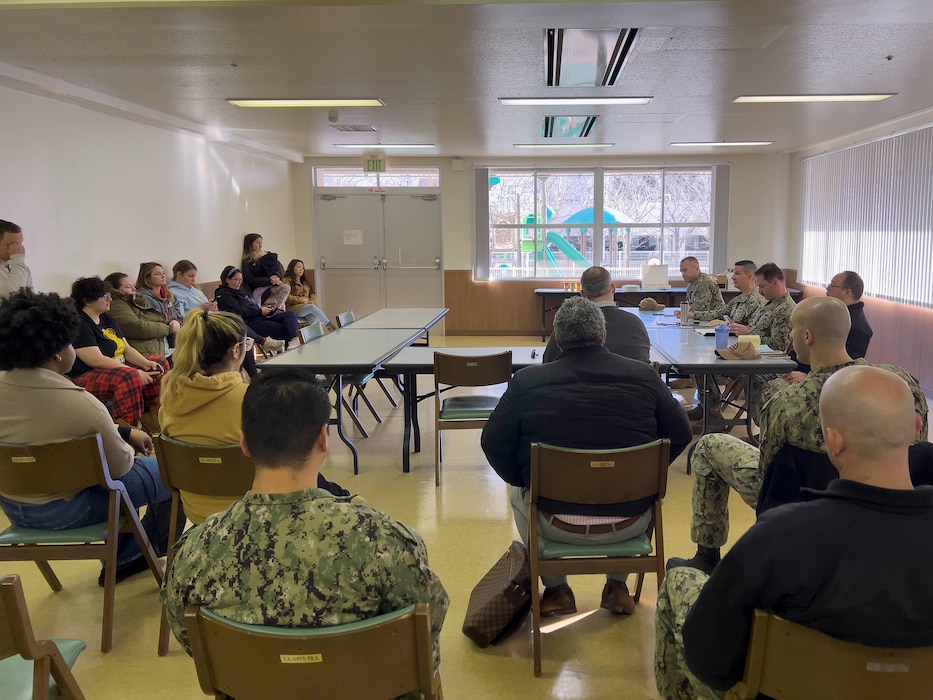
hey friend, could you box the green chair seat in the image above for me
[439,395,499,420]
[0,522,108,546]
[538,532,653,559]
[0,637,86,700]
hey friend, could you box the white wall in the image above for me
[0,85,295,296]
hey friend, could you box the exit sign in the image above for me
[366,159,385,172]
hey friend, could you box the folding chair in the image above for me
[154,436,255,656]
[184,603,441,700]
[0,434,163,653]
[0,574,86,700]
[298,321,373,438]
[335,309,400,408]
[433,351,512,486]
[528,439,670,676]
[727,610,933,699]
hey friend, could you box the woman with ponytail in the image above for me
[160,310,353,523]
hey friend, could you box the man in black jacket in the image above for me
[482,297,691,617]
[541,266,650,364]
[655,365,933,699]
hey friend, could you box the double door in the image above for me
[315,191,442,320]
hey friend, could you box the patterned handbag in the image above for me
[462,540,532,647]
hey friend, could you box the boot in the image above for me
[666,545,721,575]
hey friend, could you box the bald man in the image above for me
[656,365,933,699]
[668,297,928,575]
[678,256,723,315]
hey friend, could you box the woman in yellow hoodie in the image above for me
[159,311,354,524]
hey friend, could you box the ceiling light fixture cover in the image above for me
[500,96,652,106]
[543,115,598,138]
[227,99,384,108]
[733,94,895,103]
[546,28,639,87]
[670,141,773,147]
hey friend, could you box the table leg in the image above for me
[540,296,547,342]
[744,373,760,446]
[401,371,414,473]
[334,375,360,474]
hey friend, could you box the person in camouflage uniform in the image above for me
[678,256,724,315]
[686,260,767,424]
[162,368,449,670]
[669,297,928,574]
[656,366,933,699]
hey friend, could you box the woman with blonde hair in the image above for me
[159,311,252,523]
[160,310,352,523]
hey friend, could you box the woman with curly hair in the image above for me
[135,261,183,351]
[283,258,336,332]
[68,276,169,430]
[104,271,177,358]
[160,310,353,523]
[0,289,178,584]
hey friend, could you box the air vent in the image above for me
[543,116,598,138]
[328,124,377,132]
[546,28,640,87]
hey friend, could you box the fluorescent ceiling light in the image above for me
[334,143,435,150]
[227,99,384,108]
[733,94,895,104]
[500,97,652,106]
[514,143,614,149]
[670,141,773,147]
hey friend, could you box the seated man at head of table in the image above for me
[481,296,692,617]
[542,265,650,364]
[668,296,928,575]
[676,256,723,317]
[163,368,449,668]
[681,260,767,426]
[655,365,933,700]
[761,269,875,407]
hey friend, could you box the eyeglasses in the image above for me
[825,284,849,290]
[240,337,255,351]
[100,292,112,300]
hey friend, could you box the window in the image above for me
[315,167,440,188]
[477,166,716,280]
[800,124,933,308]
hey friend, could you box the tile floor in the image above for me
[1,336,758,699]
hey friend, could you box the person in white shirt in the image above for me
[0,220,33,299]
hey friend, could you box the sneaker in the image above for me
[325,322,337,333]
[539,584,576,617]
[600,581,636,615]
[264,338,285,352]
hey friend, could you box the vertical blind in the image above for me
[801,125,933,308]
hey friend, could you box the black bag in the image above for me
[462,541,532,647]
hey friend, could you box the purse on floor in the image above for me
[462,540,532,648]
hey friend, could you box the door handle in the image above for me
[373,256,380,270]
[435,256,441,269]
[320,257,326,270]
[381,258,388,270]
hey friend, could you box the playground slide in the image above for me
[545,231,592,267]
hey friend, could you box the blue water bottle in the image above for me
[715,323,729,349]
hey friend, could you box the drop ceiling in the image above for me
[0,0,931,162]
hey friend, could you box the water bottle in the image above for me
[680,302,690,326]
[715,323,729,349]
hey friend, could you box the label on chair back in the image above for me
[198,457,223,464]
[11,456,36,463]
[280,654,323,664]
[590,460,616,468]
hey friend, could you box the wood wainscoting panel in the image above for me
[444,271,546,335]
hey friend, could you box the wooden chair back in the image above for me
[531,439,670,507]
[0,435,162,653]
[154,435,254,655]
[0,575,87,700]
[184,603,440,700]
[433,351,513,388]
[527,439,670,676]
[727,610,933,699]
[335,310,356,328]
